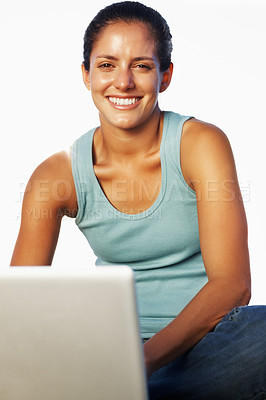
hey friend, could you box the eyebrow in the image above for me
[96,55,156,62]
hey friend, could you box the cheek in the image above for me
[90,73,113,93]
[142,80,161,96]
[136,72,161,92]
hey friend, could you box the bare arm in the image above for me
[10,151,77,266]
[144,120,251,378]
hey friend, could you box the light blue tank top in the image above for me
[71,111,208,338]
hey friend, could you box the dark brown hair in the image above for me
[83,1,173,72]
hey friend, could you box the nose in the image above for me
[114,68,135,91]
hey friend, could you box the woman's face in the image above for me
[83,21,172,130]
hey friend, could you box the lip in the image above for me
[106,96,143,110]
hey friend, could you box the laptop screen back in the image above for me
[0,266,148,400]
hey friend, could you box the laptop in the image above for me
[0,266,148,400]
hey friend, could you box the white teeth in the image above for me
[109,97,140,105]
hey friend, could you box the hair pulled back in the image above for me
[83,1,173,72]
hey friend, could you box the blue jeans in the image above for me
[148,305,266,400]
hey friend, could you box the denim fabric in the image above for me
[148,305,266,400]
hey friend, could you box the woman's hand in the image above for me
[143,341,157,380]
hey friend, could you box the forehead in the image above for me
[91,21,156,58]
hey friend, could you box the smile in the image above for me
[108,97,141,106]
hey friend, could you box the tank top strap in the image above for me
[71,126,101,224]
[163,111,194,185]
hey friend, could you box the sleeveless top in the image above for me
[71,111,208,338]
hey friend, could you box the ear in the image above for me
[159,62,173,93]
[81,63,90,91]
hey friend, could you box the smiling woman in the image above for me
[10,1,266,399]
[82,20,172,130]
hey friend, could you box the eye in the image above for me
[135,64,151,70]
[98,63,114,70]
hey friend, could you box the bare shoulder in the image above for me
[182,118,232,157]
[26,150,77,217]
[181,118,236,190]
[32,150,72,178]
[11,150,77,265]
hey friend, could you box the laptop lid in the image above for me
[0,266,148,400]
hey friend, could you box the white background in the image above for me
[1,0,265,304]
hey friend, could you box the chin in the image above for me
[106,114,143,130]
[111,109,158,130]
[114,119,139,130]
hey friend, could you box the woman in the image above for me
[11,1,266,399]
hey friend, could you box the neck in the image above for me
[95,107,163,165]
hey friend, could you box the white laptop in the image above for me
[0,266,148,400]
